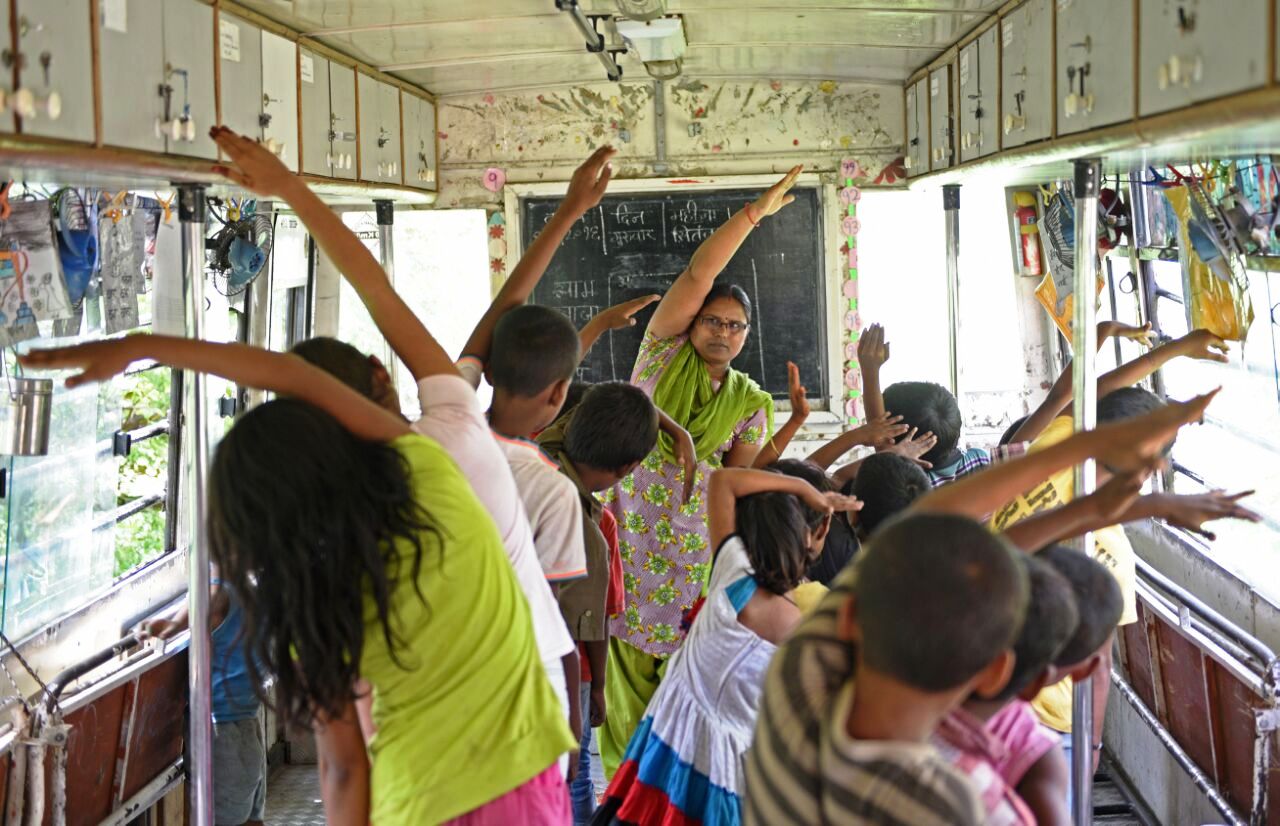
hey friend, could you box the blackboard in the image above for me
[521,187,827,399]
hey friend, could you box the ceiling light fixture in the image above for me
[614,0,667,22]
[615,16,687,81]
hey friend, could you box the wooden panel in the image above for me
[59,685,128,826]
[99,0,166,152]
[1054,0,1136,134]
[928,65,953,171]
[217,14,263,140]
[1208,659,1262,817]
[300,49,332,177]
[1154,619,1217,781]
[161,0,218,160]
[905,78,929,176]
[15,0,95,142]
[958,26,998,162]
[121,653,187,802]
[328,62,357,181]
[1139,0,1269,116]
[261,30,299,172]
[1122,601,1159,713]
[1000,0,1052,148]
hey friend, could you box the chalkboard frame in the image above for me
[504,173,846,422]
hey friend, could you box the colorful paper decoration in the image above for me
[840,159,865,425]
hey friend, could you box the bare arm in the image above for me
[462,147,617,362]
[655,408,698,503]
[806,413,908,470]
[707,467,844,550]
[578,295,660,357]
[648,167,802,339]
[212,128,456,381]
[754,361,810,468]
[21,335,410,443]
[1017,746,1071,826]
[315,702,371,826]
[999,472,1146,552]
[856,324,889,421]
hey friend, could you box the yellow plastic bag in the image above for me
[1035,271,1105,340]
[1162,187,1254,342]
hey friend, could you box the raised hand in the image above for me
[1175,329,1230,363]
[1084,470,1149,524]
[563,145,617,217]
[787,361,811,422]
[673,427,698,505]
[1158,490,1260,541]
[592,294,660,332]
[211,126,299,198]
[1094,389,1219,473]
[1100,320,1155,347]
[749,165,803,220]
[20,337,144,388]
[879,426,937,468]
[857,324,890,372]
[854,412,909,448]
[822,492,864,514]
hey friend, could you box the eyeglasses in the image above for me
[697,315,750,335]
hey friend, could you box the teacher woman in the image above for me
[600,166,803,777]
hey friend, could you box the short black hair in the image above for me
[1098,386,1164,425]
[1000,415,1028,446]
[563,381,594,415]
[490,305,581,397]
[700,283,753,322]
[991,555,1079,702]
[851,453,931,536]
[565,381,658,472]
[1037,545,1124,666]
[882,382,962,465]
[767,459,836,532]
[737,462,832,595]
[291,337,376,398]
[855,514,1029,692]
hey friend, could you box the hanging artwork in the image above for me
[0,200,74,347]
[100,208,147,334]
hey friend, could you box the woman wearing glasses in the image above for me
[597,166,803,779]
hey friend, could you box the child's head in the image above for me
[207,398,439,725]
[690,283,752,369]
[882,382,962,466]
[740,460,834,595]
[981,555,1080,704]
[565,381,659,489]
[852,514,1029,696]
[488,305,581,427]
[1037,545,1124,685]
[563,380,595,415]
[291,336,400,414]
[849,453,931,536]
[1097,387,1168,477]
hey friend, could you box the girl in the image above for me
[592,466,858,826]
[21,334,575,826]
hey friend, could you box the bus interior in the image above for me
[0,1,1277,825]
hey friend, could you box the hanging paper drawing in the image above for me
[100,209,147,334]
[0,200,74,347]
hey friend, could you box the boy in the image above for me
[932,555,1080,826]
[142,578,265,826]
[743,389,1218,825]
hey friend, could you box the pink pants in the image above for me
[443,764,571,825]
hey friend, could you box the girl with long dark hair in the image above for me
[21,335,576,825]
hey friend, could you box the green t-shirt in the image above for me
[363,434,575,825]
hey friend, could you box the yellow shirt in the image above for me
[989,415,1138,732]
[792,581,829,616]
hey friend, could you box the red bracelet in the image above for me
[743,203,761,226]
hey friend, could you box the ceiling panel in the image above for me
[397,53,622,97]
[683,44,936,83]
[316,14,583,69]
[684,9,988,48]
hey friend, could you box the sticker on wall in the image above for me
[220,20,241,63]
[482,168,507,193]
[0,200,74,347]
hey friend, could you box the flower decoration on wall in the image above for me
[839,158,869,425]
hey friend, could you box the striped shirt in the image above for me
[743,565,984,826]
[926,442,1028,488]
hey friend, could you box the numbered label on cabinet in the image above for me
[1138,0,1268,116]
[1000,0,1052,148]
[1056,0,1134,133]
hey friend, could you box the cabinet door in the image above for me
[217,14,262,141]
[377,82,401,184]
[100,0,165,152]
[1001,0,1052,148]
[261,30,298,171]
[161,0,217,159]
[328,62,357,181]
[1056,0,1134,134]
[299,49,332,177]
[959,26,998,161]
[15,0,94,142]
[905,79,929,176]
[357,72,381,183]
[1139,0,1267,116]
[928,65,952,171]
[402,94,437,189]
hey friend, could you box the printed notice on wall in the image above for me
[102,0,127,33]
[959,51,970,86]
[1002,18,1014,47]
[220,20,241,63]
[301,53,314,84]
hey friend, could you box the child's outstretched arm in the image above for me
[315,701,371,826]
[461,146,617,364]
[647,167,802,339]
[21,335,410,444]
[911,389,1219,521]
[856,324,889,421]
[805,411,909,470]
[707,467,858,551]
[1008,326,1224,444]
[999,471,1147,552]
[578,294,660,356]
[211,127,456,382]
[753,362,811,468]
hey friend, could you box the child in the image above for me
[210,127,583,747]
[931,555,1080,826]
[23,334,577,825]
[142,577,267,826]
[743,389,1218,825]
[596,466,857,826]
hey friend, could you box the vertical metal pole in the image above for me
[1070,158,1102,826]
[373,199,396,369]
[178,184,214,826]
[943,184,961,398]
